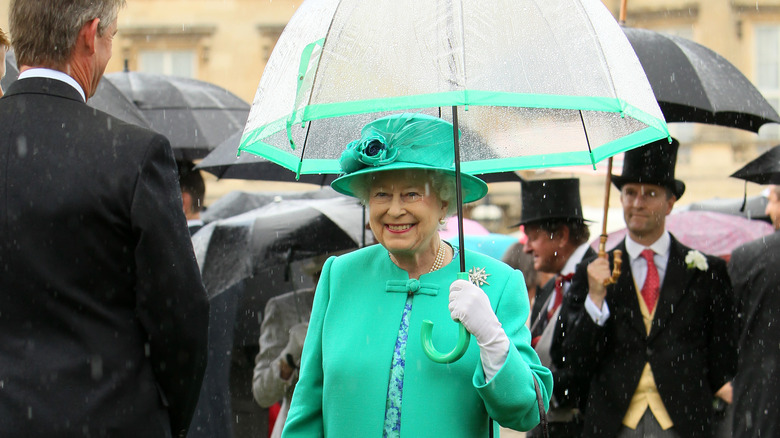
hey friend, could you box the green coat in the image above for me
[282,244,552,437]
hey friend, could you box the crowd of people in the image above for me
[1,1,778,438]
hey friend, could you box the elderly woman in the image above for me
[282,113,551,437]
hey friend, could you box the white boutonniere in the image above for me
[685,250,708,271]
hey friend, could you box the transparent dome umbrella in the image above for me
[239,0,669,363]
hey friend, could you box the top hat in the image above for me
[611,137,685,199]
[512,178,588,226]
[330,113,488,203]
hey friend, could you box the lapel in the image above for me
[611,241,648,337]
[5,77,85,104]
[647,235,694,341]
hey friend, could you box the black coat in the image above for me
[0,78,210,438]
[728,231,780,438]
[555,236,737,438]
[530,246,596,411]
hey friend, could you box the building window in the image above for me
[139,50,196,77]
[755,25,780,139]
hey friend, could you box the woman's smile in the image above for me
[386,223,415,233]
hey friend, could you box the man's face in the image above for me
[765,186,780,230]
[620,183,675,241]
[523,223,566,274]
[88,19,117,98]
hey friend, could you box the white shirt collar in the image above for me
[561,242,591,276]
[625,231,671,260]
[187,219,205,227]
[17,68,86,102]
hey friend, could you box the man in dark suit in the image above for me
[729,184,780,438]
[555,139,737,438]
[0,1,209,437]
[517,178,596,438]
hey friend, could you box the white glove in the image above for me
[449,279,510,381]
[279,322,308,369]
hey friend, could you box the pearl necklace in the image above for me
[429,239,446,273]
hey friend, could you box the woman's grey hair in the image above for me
[349,169,459,218]
[10,0,125,67]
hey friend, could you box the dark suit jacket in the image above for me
[555,235,737,438]
[0,78,209,438]
[530,246,596,411]
[729,231,780,438]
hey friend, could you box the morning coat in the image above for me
[555,235,737,438]
[0,78,209,438]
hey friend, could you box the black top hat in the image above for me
[611,137,685,199]
[513,178,587,227]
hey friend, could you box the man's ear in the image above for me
[76,18,100,56]
[557,225,570,246]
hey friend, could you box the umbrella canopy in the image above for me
[240,0,668,176]
[594,210,774,259]
[88,75,152,128]
[623,27,780,132]
[683,195,770,222]
[730,144,780,185]
[192,196,365,300]
[93,71,251,160]
[196,130,338,184]
[199,130,526,185]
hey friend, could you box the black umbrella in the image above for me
[683,195,770,223]
[93,71,251,160]
[196,131,337,184]
[193,196,365,300]
[731,144,780,185]
[624,27,780,132]
[88,75,152,128]
[1,50,19,93]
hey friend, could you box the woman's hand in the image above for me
[449,279,501,343]
[449,279,510,380]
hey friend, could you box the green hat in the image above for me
[330,113,488,203]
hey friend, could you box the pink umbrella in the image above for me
[438,216,489,240]
[593,210,774,260]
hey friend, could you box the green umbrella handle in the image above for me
[420,272,471,364]
[421,320,470,364]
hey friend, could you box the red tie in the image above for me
[548,273,574,321]
[640,249,660,313]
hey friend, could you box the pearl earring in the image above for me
[439,218,446,225]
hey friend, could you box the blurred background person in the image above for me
[0,27,8,97]
[282,113,551,437]
[179,160,206,235]
[502,241,542,309]
[252,255,329,438]
[516,177,595,438]
[729,183,780,438]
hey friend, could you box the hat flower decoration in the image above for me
[339,134,400,173]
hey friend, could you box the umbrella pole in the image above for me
[419,106,470,365]
[619,0,628,25]
[600,158,623,284]
[452,106,467,273]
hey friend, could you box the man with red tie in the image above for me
[518,177,595,438]
[555,139,737,438]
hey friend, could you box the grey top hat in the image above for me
[611,137,685,199]
[512,178,588,227]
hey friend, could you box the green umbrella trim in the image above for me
[239,126,667,177]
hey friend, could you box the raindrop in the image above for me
[16,135,27,158]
